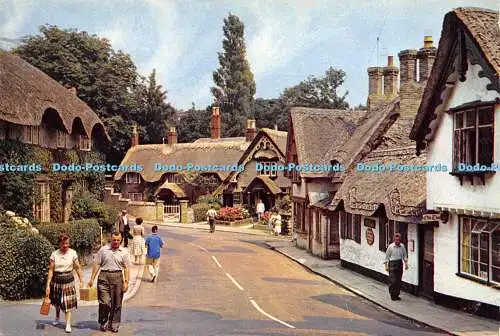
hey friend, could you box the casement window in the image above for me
[260,162,277,177]
[57,130,67,148]
[34,182,50,222]
[379,219,408,252]
[460,217,499,285]
[128,193,143,201]
[79,135,91,151]
[453,106,494,169]
[25,126,40,144]
[233,192,241,204]
[315,210,321,242]
[293,201,305,232]
[329,211,340,245]
[125,172,141,184]
[166,174,183,184]
[340,211,361,243]
[290,155,301,183]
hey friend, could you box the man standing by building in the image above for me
[88,232,131,333]
[384,233,408,301]
[256,199,265,222]
[145,225,164,282]
[115,210,130,247]
[206,205,218,233]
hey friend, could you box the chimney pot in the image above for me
[167,126,177,145]
[246,119,256,142]
[211,106,221,139]
[131,125,139,147]
[387,56,393,67]
[424,36,433,48]
[274,124,278,131]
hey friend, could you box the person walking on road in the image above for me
[130,217,146,265]
[145,225,165,282]
[115,210,130,247]
[206,205,218,233]
[88,232,131,333]
[256,199,265,222]
[384,233,408,301]
[45,233,84,333]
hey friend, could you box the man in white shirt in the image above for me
[384,233,409,301]
[206,206,218,233]
[256,199,265,221]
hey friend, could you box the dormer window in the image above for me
[126,172,141,184]
[260,162,277,177]
[79,135,91,151]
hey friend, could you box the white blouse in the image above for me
[50,248,78,272]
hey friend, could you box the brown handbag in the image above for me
[40,297,51,315]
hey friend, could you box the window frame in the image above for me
[260,162,277,177]
[125,172,141,184]
[233,192,241,204]
[380,220,408,251]
[339,211,362,244]
[315,210,321,243]
[128,192,143,201]
[56,130,67,148]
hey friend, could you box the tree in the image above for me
[13,25,140,163]
[177,106,211,143]
[253,98,287,131]
[281,67,349,109]
[211,14,256,137]
[132,69,176,144]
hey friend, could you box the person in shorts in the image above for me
[145,225,164,282]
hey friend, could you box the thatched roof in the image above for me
[410,7,500,150]
[243,175,283,195]
[330,147,427,223]
[0,54,110,141]
[154,182,187,198]
[289,107,367,178]
[260,128,288,153]
[115,141,249,182]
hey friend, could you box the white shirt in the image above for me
[256,202,265,213]
[122,215,128,225]
[50,248,78,272]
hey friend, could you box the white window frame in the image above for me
[126,172,141,184]
[57,130,67,148]
[128,192,143,201]
[233,192,241,204]
[79,135,91,151]
[167,174,183,184]
[26,126,40,144]
[261,162,277,177]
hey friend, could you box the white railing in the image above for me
[164,205,180,222]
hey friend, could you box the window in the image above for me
[166,174,183,184]
[379,220,408,252]
[34,182,50,222]
[329,211,340,245]
[128,193,143,201]
[260,162,277,177]
[293,201,305,232]
[57,130,67,148]
[126,173,140,184]
[340,211,361,243]
[25,126,40,144]
[79,135,91,151]
[460,217,499,285]
[233,192,241,204]
[315,210,321,243]
[453,106,494,169]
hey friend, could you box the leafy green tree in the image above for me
[132,69,176,144]
[211,14,256,137]
[253,98,288,131]
[281,67,349,109]
[177,106,211,143]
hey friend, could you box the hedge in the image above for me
[0,226,53,300]
[37,219,101,257]
[192,203,220,222]
[71,191,118,232]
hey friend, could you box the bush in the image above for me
[38,219,101,257]
[196,195,222,205]
[216,207,244,221]
[71,191,118,232]
[192,203,210,222]
[0,225,53,300]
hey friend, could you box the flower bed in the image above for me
[215,217,254,226]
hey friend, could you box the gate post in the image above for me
[155,200,164,221]
[179,200,189,223]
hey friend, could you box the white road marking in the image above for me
[249,299,295,329]
[225,272,244,291]
[188,242,208,252]
[212,256,223,268]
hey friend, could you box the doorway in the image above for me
[418,225,434,299]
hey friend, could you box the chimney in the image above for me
[417,36,437,82]
[211,106,221,139]
[398,49,418,87]
[383,55,399,100]
[67,87,77,95]
[246,119,256,142]
[131,125,139,147]
[367,67,383,109]
[167,126,177,145]
[274,124,278,131]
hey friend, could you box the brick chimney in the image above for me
[167,126,177,145]
[131,125,139,147]
[211,106,221,139]
[367,67,383,109]
[383,56,399,100]
[398,49,418,87]
[246,119,256,142]
[417,36,437,82]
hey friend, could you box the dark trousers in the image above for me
[120,231,128,247]
[388,260,403,299]
[209,219,215,233]
[97,271,124,329]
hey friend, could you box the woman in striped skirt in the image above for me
[45,233,83,333]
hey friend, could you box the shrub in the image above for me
[196,195,221,206]
[0,225,53,300]
[192,203,210,222]
[216,207,244,221]
[38,219,101,257]
[71,191,117,232]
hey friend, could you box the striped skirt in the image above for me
[50,271,77,312]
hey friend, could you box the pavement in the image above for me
[265,240,500,336]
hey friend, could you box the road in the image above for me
[0,226,446,335]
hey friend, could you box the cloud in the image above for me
[0,0,33,39]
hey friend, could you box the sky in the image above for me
[0,0,498,111]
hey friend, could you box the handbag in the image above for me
[40,296,51,315]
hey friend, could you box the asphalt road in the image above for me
[0,226,447,335]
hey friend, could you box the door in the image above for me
[419,225,434,298]
[308,207,313,251]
